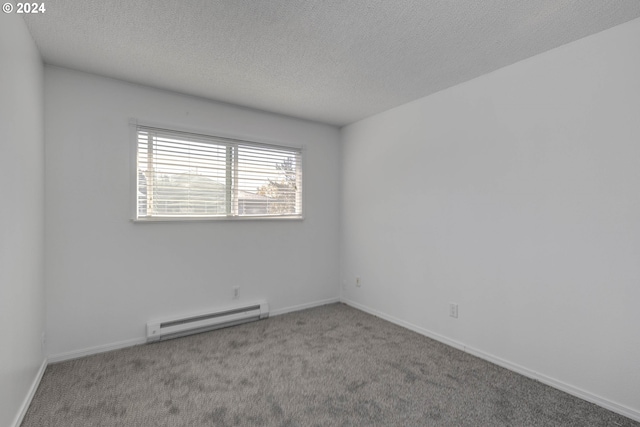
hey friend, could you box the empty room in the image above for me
[2,1,639,426]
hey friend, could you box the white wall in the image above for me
[45,67,341,358]
[0,12,46,427]
[341,18,640,418]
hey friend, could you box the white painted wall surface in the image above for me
[0,13,46,427]
[44,67,340,358]
[341,18,640,416]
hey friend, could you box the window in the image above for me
[134,125,302,220]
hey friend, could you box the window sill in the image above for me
[131,215,304,223]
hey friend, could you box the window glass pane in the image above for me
[238,146,299,216]
[136,127,302,220]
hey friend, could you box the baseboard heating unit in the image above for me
[146,301,269,342]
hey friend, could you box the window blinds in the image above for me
[136,125,302,220]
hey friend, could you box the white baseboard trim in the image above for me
[48,297,341,364]
[341,298,469,351]
[48,337,147,364]
[463,346,640,422]
[12,358,47,427]
[270,297,340,317]
[340,297,640,423]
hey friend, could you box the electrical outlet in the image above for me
[449,303,458,318]
[233,286,240,299]
[356,277,361,287]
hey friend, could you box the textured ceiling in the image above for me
[23,1,640,126]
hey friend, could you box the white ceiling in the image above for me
[23,1,640,126]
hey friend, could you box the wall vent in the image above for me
[146,301,269,342]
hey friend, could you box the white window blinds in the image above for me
[135,125,302,220]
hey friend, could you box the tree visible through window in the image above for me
[256,157,298,215]
[135,126,302,220]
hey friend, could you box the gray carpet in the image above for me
[22,303,637,426]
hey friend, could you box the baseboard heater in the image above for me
[146,301,269,342]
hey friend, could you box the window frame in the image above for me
[129,120,305,222]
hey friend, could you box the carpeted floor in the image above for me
[22,303,637,426]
